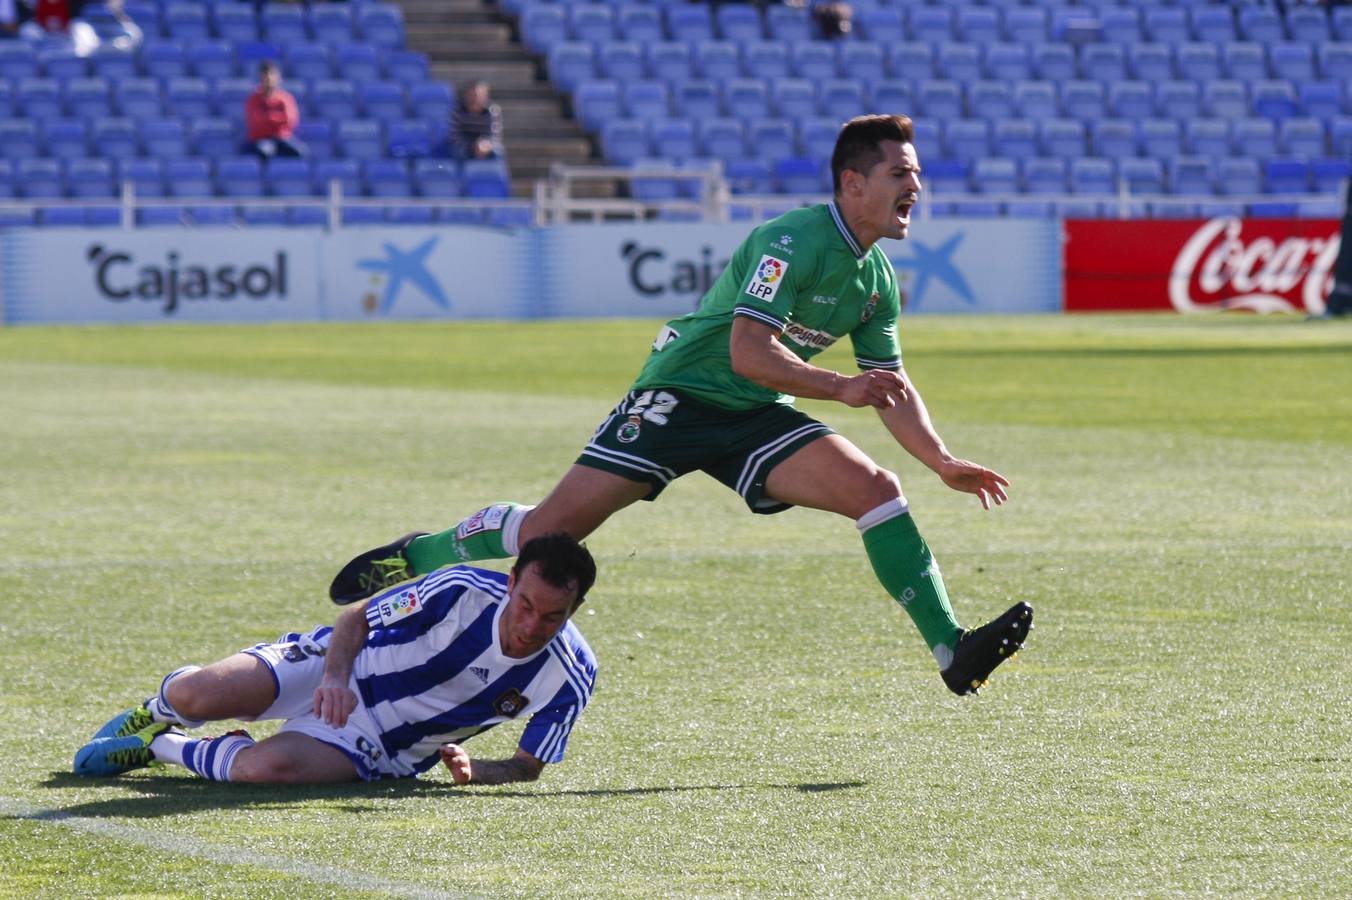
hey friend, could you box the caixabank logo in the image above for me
[85,244,288,315]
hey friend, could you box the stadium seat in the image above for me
[337,120,383,160]
[410,83,453,123]
[1223,42,1269,82]
[336,45,382,84]
[1080,44,1126,83]
[1092,121,1136,161]
[675,81,720,121]
[957,7,1000,45]
[1061,82,1106,121]
[264,158,313,198]
[569,5,616,43]
[64,78,112,119]
[314,159,362,196]
[968,81,1014,122]
[186,41,234,81]
[984,44,1032,82]
[722,79,767,117]
[667,5,713,44]
[39,120,86,161]
[1139,120,1183,159]
[972,157,1018,197]
[521,4,566,54]
[798,118,837,164]
[1004,8,1047,44]
[890,42,934,80]
[165,77,211,119]
[1040,120,1086,160]
[310,4,355,45]
[1311,158,1352,192]
[39,207,88,228]
[775,158,819,195]
[1100,8,1144,45]
[360,81,406,122]
[1128,44,1174,83]
[462,159,510,198]
[765,4,811,43]
[617,6,663,44]
[716,4,762,42]
[217,156,263,197]
[91,46,138,81]
[839,43,884,84]
[91,118,137,159]
[859,8,904,43]
[15,159,61,198]
[699,119,747,165]
[598,42,644,83]
[1252,81,1299,121]
[118,158,166,197]
[602,119,649,166]
[0,43,37,81]
[165,2,210,42]
[646,43,692,84]
[358,4,405,50]
[1169,158,1215,195]
[1144,8,1189,46]
[1280,118,1327,159]
[139,118,186,157]
[413,159,460,198]
[1070,158,1116,196]
[385,51,430,87]
[389,120,436,159]
[910,7,953,43]
[17,78,61,119]
[1215,158,1261,197]
[919,81,962,121]
[142,41,188,79]
[1204,81,1249,119]
[792,42,836,82]
[1023,158,1067,195]
[1156,81,1202,120]
[817,80,865,119]
[992,120,1038,160]
[1299,83,1342,120]
[574,80,620,132]
[1184,120,1230,160]
[623,81,669,120]
[651,119,697,164]
[313,80,358,121]
[363,159,412,198]
[213,2,257,43]
[548,43,594,94]
[211,78,253,117]
[285,45,331,83]
[165,158,213,197]
[725,158,773,195]
[1271,44,1316,83]
[1264,159,1308,194]
[740,41,790,81]
[1119,158,1165,197]
[1232,119,1278,160]
[1189,7,1237,43]
[1032,44,1075,82]
[1109,82,1153,120]
[1238,7,1283,44]
[694,40,741,83]
[1288,7,1331,44]
[1177,44,1222,82]
[945,121,991,165]
[39,47,86,81]
[1013,81,1058,120]
[871,81,912,116]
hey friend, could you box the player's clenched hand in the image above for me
[836,369,909,409]
[440,743,473,784]
[937,458,1010,510]
[313,679,358,728]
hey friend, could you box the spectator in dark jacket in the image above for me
[450,81,504,160]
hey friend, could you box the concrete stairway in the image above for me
[398,0,603,198]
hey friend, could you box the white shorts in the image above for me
[242,626,409,780]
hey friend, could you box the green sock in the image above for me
[860,509,963,661]
[405,503,529,574]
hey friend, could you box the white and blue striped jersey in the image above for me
[356,565,597,777]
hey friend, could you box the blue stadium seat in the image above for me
[123,0,161,36]
[1061,81,1106,121]
[1204,81,1249,119]
[695,40,741,83]
[925,160,970,201]
[792,42,836,82]
[16,159,61,198]
[39,48,87,81]
[17,78,62,119]
[1300,83,1343,120]
[984,44,1031,82]
[1184,120,1230,160]
[85,206,123,227]
[521,3,566,54]
[1252,80,1299,120]
[212,3,257,43]
[1119,158,1165,196]
[909,6,953,43]
[726,158,774,195]
[1080,44,1126,83]
[1140,120,1183,159]
[342,206,385,226]
[1040,119,1086,160]
[871,81,912,115]
[92,118,138,159]
[716,4,762,42]
[166,77,211,118]
[313,80,358,120]
[623,81,669,120]
[360,81,406,122]
[65,159,116,198]
[286,45,331,83]
[188,206,235,226]
[1032,44,1075,81]
[889,42,933,79]
[972,157,1018,197]
[138,206,190,227]
[1263,159,1308,193]
[1215,158,1261,197]
[211,77,253,117]
[817,80,865,119]
[1145,8,1189,46]
[676,80,721,120]
[992,120,1037,160]
[1091,120,1136,161]
[217,156,263,197]
[699,119,746,165]
[651,119,695,163]
[602,119,649,165]
[1222,43,1268,82]
[838,43,884,84]
[956,7,999,44]
[798,118,837,164]
[386,206,435,226]
[338,120,383,160]
[1128,44,1174,83]
[236,204,287,226]
[1169,157,1215,195]
[723,79,768,117]
[336,45,382,83]
[266,158,315,197]
[630,158,680,202]
[1280,118,1327,159]
[1023,158,1067,195]
[410,83,453,122]
[598,41,644,83]
[0,43,37,81]
[438,206,483,225]
[765,5,811,43]
[1238,7,1283,44]
[1109,82,1153,120]
[742,41,790,80]
[1232,118,1278,160]
[617,6,663,44]
[1003,8,1047,44]
[462,158,510,198]
[165,2,210,42]
[667,5,713,44]
[574,80,621,132]
[747,119,796,167]
[968,81,1014,122]
[413,159,459,198]
[118,158,166,197]
[1177,44,1222,82]
[314,159,361,196]
[1156,81,1201,120]
[919,81,962,121]
[142,41,188,79]
[165,158,212,197]
[309,4,355,45]
[1311,158,1352,193]
[646,43,692,84]
[548,42,595,93]
[65,78,112,119]
[859,8,904,43]
[42,120,88,161]
[190,118,237,157]
[1189,7,1236,43]
[1069,158,1115,199]
[0,81,11,118]
[936,43,981,84]
[294,121,334,159]
[1100,8,1144,45]
[91,46,138,81]
[1013,81,1057,120]
[775,158,819,195]
[188,41,234,80]
[39,207,88,228]
[569,4,616,42]
[358,4,405,50]
[1289,7,1331,43]
[385,51,430,86]
[1270,44,1316,83]
[363,159,411,198]
[139,118,186,157]
[945,121,990,165]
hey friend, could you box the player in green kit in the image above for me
[331,115,1032,696]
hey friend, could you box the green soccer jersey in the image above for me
[631,202,903,411]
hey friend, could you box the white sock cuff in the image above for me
[155,665,207,730]
[855,497,909,532]
[502,504,535,557]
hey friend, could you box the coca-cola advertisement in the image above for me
[1064,218,1342,315]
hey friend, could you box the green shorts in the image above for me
[577,388,834,514]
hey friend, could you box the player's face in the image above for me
[499,563,577,658]
[857,140,922,242]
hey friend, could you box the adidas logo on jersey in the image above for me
[470,666,490,684]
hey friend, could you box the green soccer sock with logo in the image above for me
[858,499,963,667]
[404,503,532,574]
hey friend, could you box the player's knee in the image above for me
[863,468,903,506]
[164,672,214,722]
[227,748,299,784]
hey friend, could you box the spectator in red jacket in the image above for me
[244,61,305,159]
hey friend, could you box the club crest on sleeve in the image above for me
[493,688,529,718]
[862,291,879,322]
[377,585,421,625]
[745,254,789,302]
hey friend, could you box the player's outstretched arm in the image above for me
[875,371,1009,510]
[313,603,369,728]
[729,317,909,408]
[439,744,544,785]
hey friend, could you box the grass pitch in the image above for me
[1,314,1350,898]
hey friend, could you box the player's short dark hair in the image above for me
[830,114,916,195]
[512,533,597,610]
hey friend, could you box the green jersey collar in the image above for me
[827,201,867,260]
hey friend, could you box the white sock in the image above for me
[148,665,207,729]
[154,732,253,781]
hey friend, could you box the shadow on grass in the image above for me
[19,773,867,820]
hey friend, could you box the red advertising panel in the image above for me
[1064,218,1342,314]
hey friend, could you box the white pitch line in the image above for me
[2,797,474,900]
